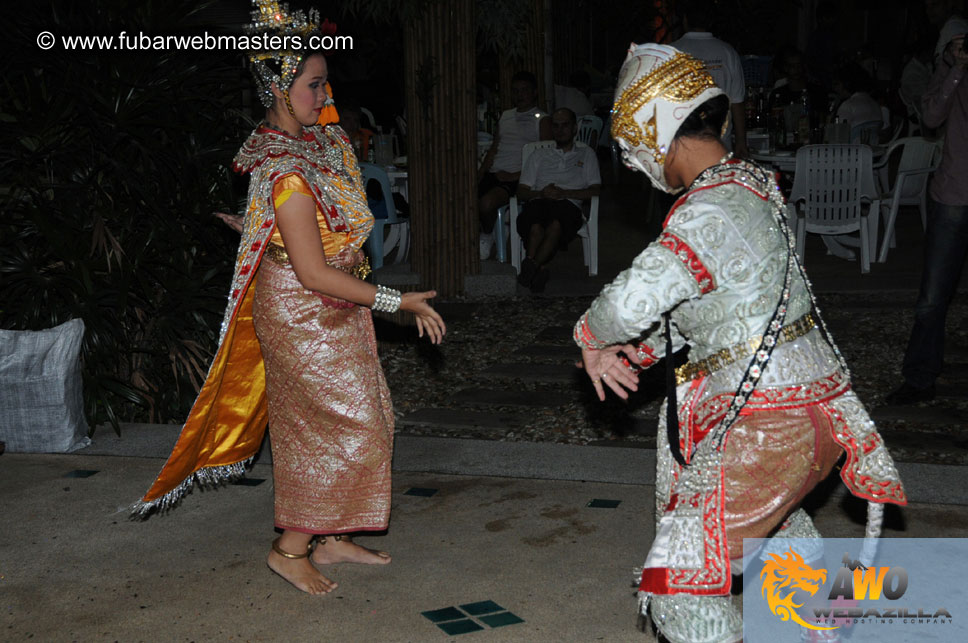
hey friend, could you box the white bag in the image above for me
[0,319,90,452]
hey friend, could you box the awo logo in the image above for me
[759,548,953,632]
[760,549,834,631]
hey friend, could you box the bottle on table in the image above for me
[796,90,810,145]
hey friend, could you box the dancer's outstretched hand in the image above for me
[400,291,446,344]
[578,344,639,401]
[214,212,244,234]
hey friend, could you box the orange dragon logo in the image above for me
[760,548,838,632]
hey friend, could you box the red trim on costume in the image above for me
[687,373,852,440]
[662,161,772,229]
[639,470,732,596]
[574,313,606,349]
[658,231,716,294]
[635,342,660,368]
[822,403,907,506]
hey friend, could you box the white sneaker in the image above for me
[479,231,495,260]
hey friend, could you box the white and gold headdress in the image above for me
[246,0,321,109]
[611,44,725,193]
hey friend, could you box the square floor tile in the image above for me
[404,487,438,497]
[480,611,525,628]
[587,498,621,508]
[459,600,504,615]
[421,606,465,623]
[231,477,266,486]
[63,470,99,478]
[437,619,484,635]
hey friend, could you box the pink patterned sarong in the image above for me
[252,257,393,534]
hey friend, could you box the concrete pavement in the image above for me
[4,428,968,642]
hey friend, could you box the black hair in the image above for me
[834,63,873,94]
[681,0,715,29]
[552,107,577,124]
[511,71,538,89]
[673,94,730,142]
[777,45,804,69]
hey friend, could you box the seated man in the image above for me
[515,108,601,292]
[478,71,551,260]
[833,64,885,130]
[768,46,827,117]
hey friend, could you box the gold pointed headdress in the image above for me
[246,0,321,108]
[612,51,716,162]
[610,44,725,194]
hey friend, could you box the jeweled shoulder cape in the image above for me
[134,124,372,517]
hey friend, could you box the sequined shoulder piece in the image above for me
[663,160,782,229]
[233,127,309,173]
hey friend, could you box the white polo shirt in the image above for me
[519,143,601,208]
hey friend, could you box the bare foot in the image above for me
[312,536,392,566]
[267,549,338,595]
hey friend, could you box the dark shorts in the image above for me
[517,198,584,247]
[478,172,518,198]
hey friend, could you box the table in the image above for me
[752,144,887,175]
[750,150,797,173]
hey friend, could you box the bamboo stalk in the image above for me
[402,0,476,296]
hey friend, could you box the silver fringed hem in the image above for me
[641,592,744,643]
[129,457,254,520]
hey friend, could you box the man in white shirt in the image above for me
[478,71,552,260]
[833,64,886,131]
[516,108,601,291]
[671,1,749,158]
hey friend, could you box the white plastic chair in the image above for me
[881,119,905,149]
[576,114,603,149]
[873,137,942,262]
[789,145,880,274]
[360,107,378,131]
[360,162,409,270]
[898,87,923,136]
[479,130,507,263]
[508,141,600,276]
[493,205,509,263]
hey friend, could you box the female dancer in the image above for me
[573,44,905,641]
[136,4,444,597]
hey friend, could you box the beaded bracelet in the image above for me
[372,285,402,313]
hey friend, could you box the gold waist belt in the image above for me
[264,243,372,281]
[675,313,816,385]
